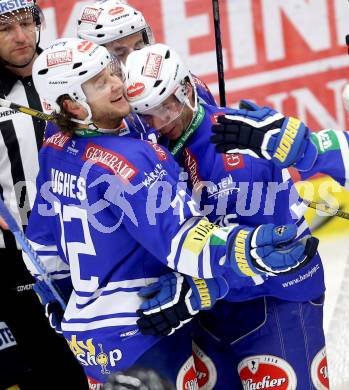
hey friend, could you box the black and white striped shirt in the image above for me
[0,64,46,250]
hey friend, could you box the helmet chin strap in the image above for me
[183,83,198,126]
[70,101,99,130]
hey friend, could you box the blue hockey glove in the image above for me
[136,272,228,336]
[34,280,64,335]
[227,224,319,277]
[211,99,318,171]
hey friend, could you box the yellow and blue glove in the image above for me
[137,272,228,336]
[226,223,319,277]
[211,100,318,171]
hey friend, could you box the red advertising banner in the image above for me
[38,0,349,130]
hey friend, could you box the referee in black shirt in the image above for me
[0,1,87,388]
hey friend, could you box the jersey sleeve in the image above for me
[43,121,61,140]
[191,74,218,107]
[300,129,349,189]
[23,165,72,298]
[105,143,234,279]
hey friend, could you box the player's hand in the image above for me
[227,223,319,277]
[136,272,228,336]
[34,280,64,334]
[211,99,318,171]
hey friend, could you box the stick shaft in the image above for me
[303,198,349,221]
[0,97,56,122]
[212,0,226,107]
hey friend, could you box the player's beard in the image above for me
[91,100,131,129]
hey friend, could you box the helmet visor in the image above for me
[104,28,153,63]
[109,53,124,79]
[141,98,186,131]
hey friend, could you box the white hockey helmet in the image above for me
[32,38,116,121]
[124,43,197,119]
[77,1,153,46]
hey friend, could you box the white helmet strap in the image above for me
[70,101,98,130]
[174,79,198,115]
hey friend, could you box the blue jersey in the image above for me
[170,103,325,302]
[192,74,218,107]
[23,131,258,337]
[300,129,349,189]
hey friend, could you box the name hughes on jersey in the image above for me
[51,168,86,200]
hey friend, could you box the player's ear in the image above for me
[63,99,88,120]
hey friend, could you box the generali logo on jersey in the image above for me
[83,143,139,181]
[144,53,163,78]
[80,7,101,24]
[44,133,71,150]
[310,347,329,390]
[238,354,297,390]
[183,148,203,191]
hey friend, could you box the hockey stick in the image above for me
[212,0,226,107]
[0,198,66,309]
[0,97,57,122]
[303,198,349,221]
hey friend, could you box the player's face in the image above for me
[104,31,146,64]
[83,68,131,129]
[142,95,194,141]
[0,10,37,67]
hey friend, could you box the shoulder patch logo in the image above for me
[311,129,340,154]
[222,153,245,171]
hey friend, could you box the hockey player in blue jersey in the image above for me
[124,43,326,389]
[23,38,310,388]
